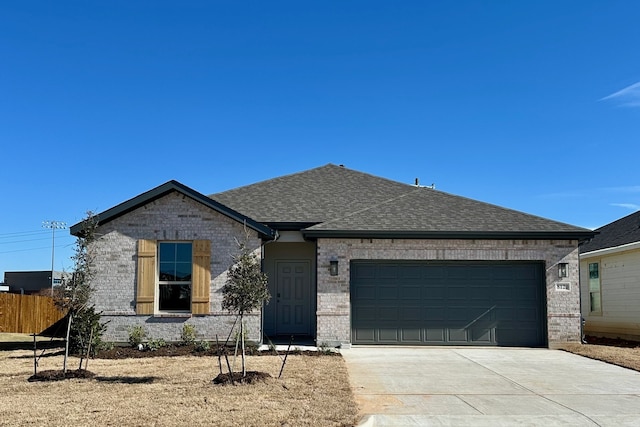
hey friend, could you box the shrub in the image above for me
[69,305,108,357]
[180,324,197,346]
[128,325,147,348]
[194,340,211,352]
[146,338,167,351]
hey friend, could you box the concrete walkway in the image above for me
[341,347,640,426]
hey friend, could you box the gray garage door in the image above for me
[351,261,546,347]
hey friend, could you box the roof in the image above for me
[580,210,640,253]
[70,180,275,238]
[213,164,594,240]
[211,164,415,225]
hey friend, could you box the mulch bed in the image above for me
[212,371,272,385]
[28,369,95,382]
[584,335,640,348]
[94,344,339,359]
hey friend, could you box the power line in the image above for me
[0,230,52,238]
[0,241,76,254]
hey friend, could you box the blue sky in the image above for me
[1,1,639,278]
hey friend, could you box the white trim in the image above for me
[580,240,640,259]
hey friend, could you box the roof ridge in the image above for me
[210,163,337,196]
[316,186,424,228]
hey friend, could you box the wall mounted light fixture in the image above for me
[558,263,568,278]
[329,257,339,276]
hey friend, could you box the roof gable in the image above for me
[70,180,274,238]
[580,210,640,253]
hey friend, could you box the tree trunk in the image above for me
[63,312,73,374]
[240,315,246,377]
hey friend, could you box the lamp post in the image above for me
[42,220,66,296]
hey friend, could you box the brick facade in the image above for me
[316,238,581,347]
[91,191,262,343]
[91,191,582,348]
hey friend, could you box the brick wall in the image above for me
[316,238,581,347]
[91,191,263,343]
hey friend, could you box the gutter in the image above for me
[302,229,596,241]
[580,240,640,259]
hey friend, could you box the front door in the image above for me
[276,261,311,335]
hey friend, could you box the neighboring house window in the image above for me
[158,242,192,311]
[136,239,211,315]
[588,262,602,314]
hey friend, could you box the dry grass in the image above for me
[0,349,358,427]
[560,343,640,372]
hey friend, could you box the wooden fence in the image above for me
[0,293,65,334]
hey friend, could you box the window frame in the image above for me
[588,261,602,315]
[156,241,193,313]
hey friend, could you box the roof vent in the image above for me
[414,178,436,189]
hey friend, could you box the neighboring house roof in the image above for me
[69,180,275,238]
[580,210,640,254]
[213,164,594,240]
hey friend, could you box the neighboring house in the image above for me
[71,164,594,347]
[3,271,65,295]
[579,210,640,341]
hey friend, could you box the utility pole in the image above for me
[42,220,66,296]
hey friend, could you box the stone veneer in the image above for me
[91,191,263,343]
[315,238,581,348]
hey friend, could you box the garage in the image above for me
[351,260,547,347]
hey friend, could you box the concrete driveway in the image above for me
[341,347,640,426]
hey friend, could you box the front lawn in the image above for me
[0,348,358,427]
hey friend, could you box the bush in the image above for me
[180,324,197,346]
[146,338,167,351]
[194,340,211,352]
[69,306,108,357]
[128,325,147,348]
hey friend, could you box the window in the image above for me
[158,242,192,311]
[136,239,210,315]
[588,262,601,314]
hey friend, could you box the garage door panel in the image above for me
[352,263,376,279]
[378,307,399,321]
[401,329,422,342]
[400,286,421,299]
[423,286,446,299]
[353,286,376,300]
[448,329,468,342]
[379,329,399,341]
[378,286,398,300]
[351,261,546,347]
[400,265,422,279]
[378,265,398,279]
[354,328,376,342]
[353,306,376,321]
[401,307,421,321]
[425,328,446,342]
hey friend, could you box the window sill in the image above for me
[153,313,192,318]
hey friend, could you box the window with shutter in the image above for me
[136,239,211,315]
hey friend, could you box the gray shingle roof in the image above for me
[580,210,640,253]
[212,164,593,239]
[211,164,415,224]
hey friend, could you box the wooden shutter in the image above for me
[191,240,211,315]
[136,240,157,315]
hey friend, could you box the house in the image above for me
[3,271,65,295]
[71,164,594,347]
[579,210,640,341]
